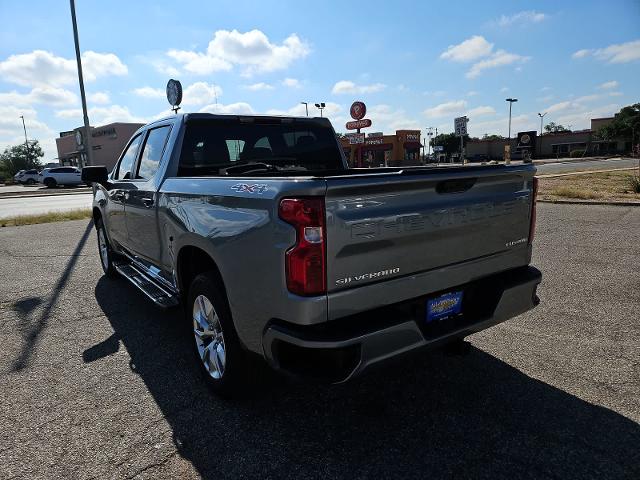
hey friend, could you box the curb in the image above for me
[539,199,640,206]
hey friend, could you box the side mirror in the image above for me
[81,166,108,185]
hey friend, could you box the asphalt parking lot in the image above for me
[0,203,638,479]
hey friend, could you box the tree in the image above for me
[0,140,45,177]
[430,132,470,155]
[482,134,506,141]
[598,103,640,142]
[544,122,570,133]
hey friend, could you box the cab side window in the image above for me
[137,126,171,180]
[115,134,142,180]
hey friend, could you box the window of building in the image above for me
[115,134,142,180]
[137,126,171,180]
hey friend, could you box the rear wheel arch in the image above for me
[176,246,227,300]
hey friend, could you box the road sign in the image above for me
[454,116,468,136]
[346,133,365,144]
[350,101,367,120]
[346,118,372,130]
[433,145,444,152]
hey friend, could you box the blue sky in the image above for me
[1,0,639,160]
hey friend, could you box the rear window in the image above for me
[178,119,344,176]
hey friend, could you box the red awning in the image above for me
[403,142,421,149]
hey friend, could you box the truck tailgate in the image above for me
[324,165,535,314]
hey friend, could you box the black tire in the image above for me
[96,217,117,277]
[26,178,35,185]
[44,177,57,188]
[187,272,249,397]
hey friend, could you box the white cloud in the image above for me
[331,80,386,94]
[133,86,165,98]
[500,86,509,93]
[572,49,592,59]
[182,82,221,105]
[467,91,478,97]
[424,100,467,118]
[81,52,128,80]
[494,11,547,27]
[282,78,301,88]
[198,102,255,115]
[365,104,420,132]
[598,80,618,90]
[56,105,146,125]
[88,91,110,104]
[168,29,310,76]
[0,105,58,160]
[166,50,232,75]
[0,50,127,87]
[266,102,342,118]
[423,90,446,97]
[467,50,530,78]
[572,40,640,63]
[0,86,77,106]
[469,114,535,138]
[244,82,274,91]
[467,106,495,117]
[555,103,619,130]
[440,35,493,62]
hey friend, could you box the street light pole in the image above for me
[70,0,93,167]
[314,102,325,117]
[505,98,518,139]
[19,115,30,167]
[538,112,547,136]
[300,102,308,117]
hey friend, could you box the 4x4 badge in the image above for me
[231,183,268,194]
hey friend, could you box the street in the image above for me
[0,192,92,219]
[0,157,637,220]
[0,203,638,479]
[535,156,638,175]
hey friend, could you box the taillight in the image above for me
[529,177,539,244]
[279,197,326,296]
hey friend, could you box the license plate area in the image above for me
[426,291,463,323]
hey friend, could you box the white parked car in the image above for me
[39,167,84,188]
[15,169,40,185]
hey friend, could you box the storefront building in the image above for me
[55,122,144,170]
[465,117,628,160]
[340,130,422,167]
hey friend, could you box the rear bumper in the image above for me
[262,266,541,382]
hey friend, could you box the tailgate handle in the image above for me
[436,178,477,194]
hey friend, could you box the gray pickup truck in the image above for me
[82,113,541,395]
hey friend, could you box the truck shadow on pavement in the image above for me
[91,277,640,479]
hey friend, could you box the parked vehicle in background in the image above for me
[13,170,25,183]
[83,113,542,396]
[15,169,40,185]
[39,167,83,188]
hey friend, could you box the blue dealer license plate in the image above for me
[426,291,463,323]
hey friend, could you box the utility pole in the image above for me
[300,102,309,117]
[70,0,93,167]
[19,115,30,167]
[538,112,547,136]
[506,98,518,139]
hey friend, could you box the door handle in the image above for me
[142,197,155,208]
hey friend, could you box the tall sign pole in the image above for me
[70,0,93,167]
